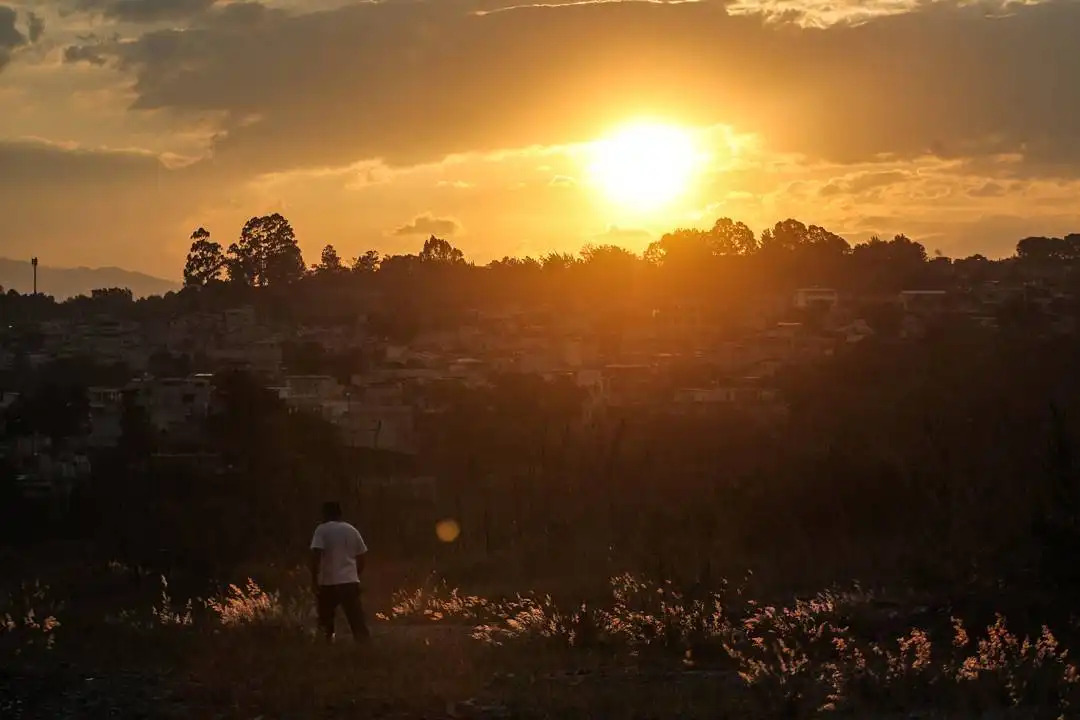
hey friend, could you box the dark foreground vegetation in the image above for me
[5,562,1080,719]
[6,217,1080,717]
[7,326,1080,718]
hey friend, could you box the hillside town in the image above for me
[2,223,1076,508]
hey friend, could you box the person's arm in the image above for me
[354,552,365,578]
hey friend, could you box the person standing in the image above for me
[310,501,370,641]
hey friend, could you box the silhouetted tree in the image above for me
[710,217,759,256]
[760,218,812,253]
[644,218,756,269]
[313,244,346,275]
[488,256,541,271]
[580,244,638,268]
[644,229,711,267]
[1017,236,1068,263]
[954,254,991,284]
[419,235,466,265]
[351,250,381,274]
[541,252,581,272]
[5,384,88,442]
[226,214,305,287]
[851,234,929,290]
[183,228,225,287]
[90,287,134,303]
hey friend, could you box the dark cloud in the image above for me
[393,214,461,237]
[27,11,44,42]
[68,0,1080,181]
[0,5,27,70]
[0,138,168,186]
[73,0,219,23]
[64,42,109,65]
[819,170,909,197]
[968,181,1007,198]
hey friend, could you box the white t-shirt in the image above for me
[310,521,368,585]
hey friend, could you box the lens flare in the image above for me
[435,518,461,543]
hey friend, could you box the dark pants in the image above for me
[316,582,369,641]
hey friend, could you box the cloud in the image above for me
[968,181,1008,198]
[393,214,461,237]
[819,170,909,197]
[72,0,220,23]
[6,0,1080,273]
[0,138,212,274]
[724,0,927,28]
[0,5,26,70]
[63,42,109,65]
[47,0,1077,185]
[0,137,168,185]
[473,0,703,15]
[26,11,43,41]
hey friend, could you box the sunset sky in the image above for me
[2,0,1079,279]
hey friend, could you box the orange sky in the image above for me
[2,0,1079,278]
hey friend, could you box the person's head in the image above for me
[321,501,342,522]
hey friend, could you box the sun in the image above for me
[586,122,702,211]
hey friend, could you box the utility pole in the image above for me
[31,256,38,295]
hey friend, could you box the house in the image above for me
[208,338,282,377]
[87,386,125,448]
[273,375,350,420]
[794,288,839,312]
[131,375,215,437]
[899,290,949,315]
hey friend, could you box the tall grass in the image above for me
[384,573,1080,716]
[0,580,61,655]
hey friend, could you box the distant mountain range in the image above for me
[0,258,180,300]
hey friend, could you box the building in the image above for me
[899,290,949,315]
[794,288,839,312]
[131,375,215,437]
[87,386,125,448]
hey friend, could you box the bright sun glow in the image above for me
[587,122,701,211]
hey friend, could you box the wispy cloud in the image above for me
[724,0,1052,28]
[472,0,700,16]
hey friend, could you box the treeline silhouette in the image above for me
[2,213,1076,337]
